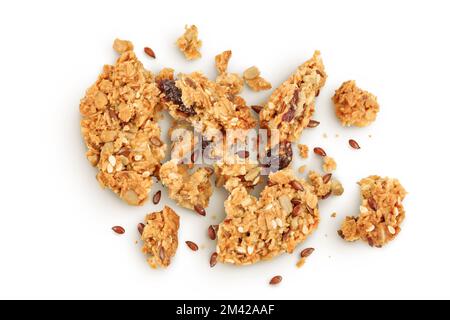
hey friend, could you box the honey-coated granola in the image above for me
[176,25,202,60]
[79,39,165,206]
[260,51,327,143]
[333,80,379,127]
[338,176,406,247]
[141,206,180,268]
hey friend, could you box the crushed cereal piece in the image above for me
[338,176,406,247]
[333,80,379,127]
[141,206,180,268]
[322,156,337,173]
[113,38,134,54]
[215,50,232,74]
[159,159,213,212]
[243,66,272,92]
[216,169,321,265]
[176,25,202,60]
[298,165,307,174]
[80,40,165,206]
[298,144,309,159]
[260,51,327,143]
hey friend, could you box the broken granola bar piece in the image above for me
[243,66,272,92]
[159,72,256,133]
[260,51,327,143]
[332,80,379,127]
[159,159,213,212]
[322,156,337,173]
[338,176,406,247]
[79,39,165,206]
[141,206,180,268]
[216,169,320,265]
[176,25,202,60]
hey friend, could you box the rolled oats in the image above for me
[338,176,407,247]
[333,80,379,127]
[141,206,180,268]
[79,40,165,206]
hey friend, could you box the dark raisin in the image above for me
[159,79,196,116]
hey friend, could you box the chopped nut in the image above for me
[243,66,260,80]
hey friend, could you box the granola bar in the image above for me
[338,176,406,247]
[158,72,256,133]
[141,206,180,268]
[159,159,213,212]
[332,80,379,127]
[79,39,165,206]
[176,25,202,60]
[216,169,321,265]
[260,51,327,143]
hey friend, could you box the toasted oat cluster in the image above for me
[215,50,232,75]
[216,169,321,265]
[298,144,309,159]
[176,25,202,60]
[333,80,379,127]
[243,66,272,92]
[260,51,327,144]
[338,176,406,247]
[159,72,256,133]
[159,159,213,212]
[322,156,337,173]
[214,50,244,96]
[79,39,165,206]
[141,206,180,268]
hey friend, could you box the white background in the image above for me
[0,0,449,300]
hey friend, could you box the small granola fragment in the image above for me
[216,169,321,265]
[298,144,309,159]
[79,40,165,206]
[338,176,407,247]
[176,25,202,60]
[322,156,337,173]
[215,50,232,75]
[141,206,180,268]
[308,171,343,198]
[298,165,307,174]
[333,80,379,127]
[260,51,327,143]
[243,66,272,92]
[159,159,213,212]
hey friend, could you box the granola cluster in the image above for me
[333,80,379,127]
[338,176,406,247]
[216,169,321,265]
[243,66,272,92]
[322,156,337,173]
[160,159,213,212]
[176,25,202,60]
[141,206,180,268]
[79,39,165,206]
[260,51,327,144]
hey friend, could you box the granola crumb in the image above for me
[298,165,307,174]
[176,25,202,60]
[322,156,337,173]
[335,133,340,138]
[215,50,232,75]
[113,38,134,54]
[296,257,306,268]
[338,176,407,247]
[323,133,328,139]
[141,206,180,268]
[297,144,309,159]
[332,80,379,127]
[331,212,337,218]
[243,66,272,92]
